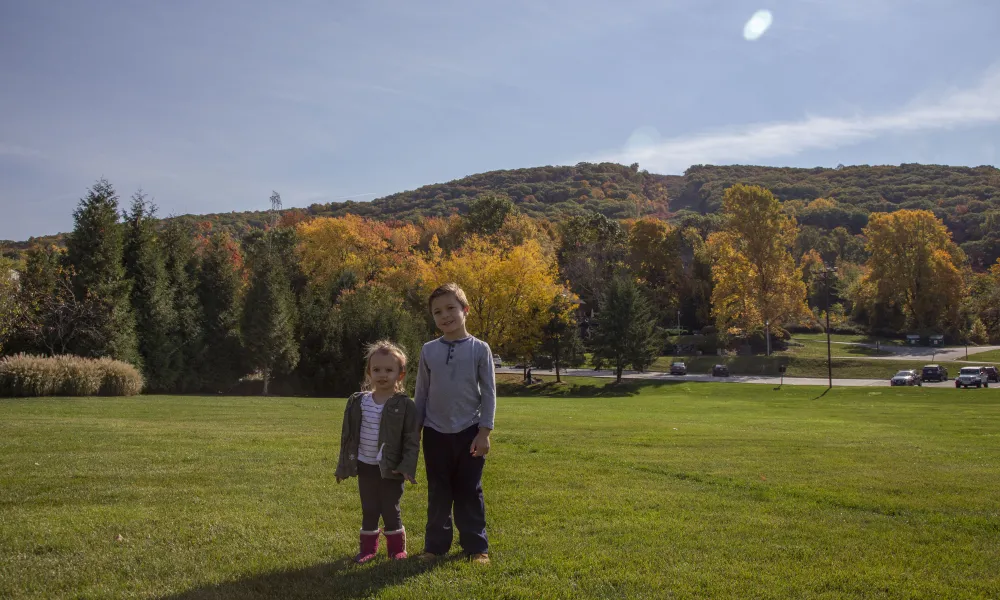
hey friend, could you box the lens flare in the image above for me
[743,9,773,41]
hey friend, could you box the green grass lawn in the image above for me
[965,349,1000,363]
[3,384,1000,599]
[785,333,894,345]
[783,338,892,359]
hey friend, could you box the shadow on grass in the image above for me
[812,388,832,401]
[160,555,458,600]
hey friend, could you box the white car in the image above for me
[955,366,989,389]
[493,354,503,369]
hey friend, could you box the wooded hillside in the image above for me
[6,162,999,267]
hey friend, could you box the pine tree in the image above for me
[161,221,204,392]
[241,228,299,395]
[64,179,140,365]
[591,277,660,383]
[123,192,178,391]
[316,283,423,397]
[196,231,245,392]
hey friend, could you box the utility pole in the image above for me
[765,319,771,356]
[820,265,838,389]
[675,310,681,356]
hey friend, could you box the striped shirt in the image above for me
[358,393,386,465]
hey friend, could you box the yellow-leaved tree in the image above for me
[858,209,966,331]
[626,217,681,319]
[707,184,808,340]
[421,237,564,361]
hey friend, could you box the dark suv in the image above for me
[921,365,949,382]
[986,366,999,383]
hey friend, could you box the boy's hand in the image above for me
[336,476,344,484]
[470,430,491,458]
[392,470,418,485]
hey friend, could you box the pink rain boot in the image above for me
[384,527,407,560]
[355,529,380,563]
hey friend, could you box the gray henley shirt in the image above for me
[413,335,496,433]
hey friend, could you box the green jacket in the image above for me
[335,392,420,481]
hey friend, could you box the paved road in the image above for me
[497,367,997,389]
[803,341,1000,363]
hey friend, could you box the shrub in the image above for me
[96,358,144,396]
[969,318,989,345]
[0,354,144,397]
[56,356,103,396]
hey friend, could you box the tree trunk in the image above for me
[262,367,270,396]
[555,361,561,383]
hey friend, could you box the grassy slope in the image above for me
[3,386,1000,599]
[964,349,1000,363]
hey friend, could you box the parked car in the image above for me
[670,361,687,375]
[712,364,729,377]
[955,366,989,389]
[985,366,999,383]
[492,354,503,369]
[890,370,921,386]
[921,364,948,382]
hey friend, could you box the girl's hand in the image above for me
[470,430,491,458]
[392,470,417,485]
[336,476,344,484]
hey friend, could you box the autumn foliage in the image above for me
[708,185,808,340]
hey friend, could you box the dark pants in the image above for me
[357,461,404,531]
[423,424,488,555]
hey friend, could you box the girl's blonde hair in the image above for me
[362,339,408,393]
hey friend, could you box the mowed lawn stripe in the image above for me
[2,383,998,599]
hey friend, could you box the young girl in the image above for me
[335,340,420,563]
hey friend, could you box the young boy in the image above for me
[414,283,496,564]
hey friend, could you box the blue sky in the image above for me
[2,0,998,240]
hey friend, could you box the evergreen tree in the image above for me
[161,221,205,392]
[591,277,660,383]
[123,192,178,391]
[294,271,356,396]
[241,228,299,395]
[196,231,245,392]
[64,179,140,364]
[324,283,423,396]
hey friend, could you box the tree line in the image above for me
[1,178,998,392]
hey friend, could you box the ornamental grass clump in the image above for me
[0,354,143,397]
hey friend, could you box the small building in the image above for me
[906,334,921,346]
[929,334,944,346]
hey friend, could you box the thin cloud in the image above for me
[0,143,41,158]
[593,68,1000,173]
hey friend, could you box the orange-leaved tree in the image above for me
[858,209,966,332]
[707,184,808,340]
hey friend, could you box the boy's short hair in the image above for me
[428,282,469,311]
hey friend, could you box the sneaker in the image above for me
[468,553,490,565]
